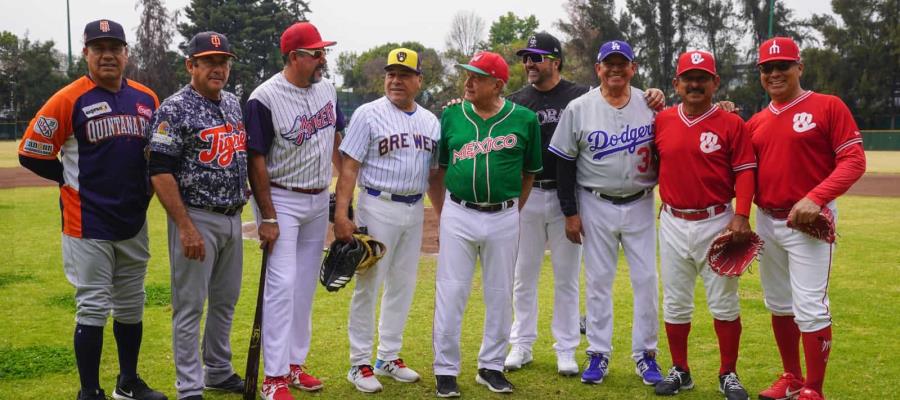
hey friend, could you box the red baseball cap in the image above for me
[454,51,509,83]
[280,22,336,55]
[757,37,800,65]
[676,50,716,76]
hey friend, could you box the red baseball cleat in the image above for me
[758,372,804,400]
[289,364,323,391]
[261,376,294,400]
[796,388,825,400]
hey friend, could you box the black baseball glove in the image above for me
[319,232,386,292]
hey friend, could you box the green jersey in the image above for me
[439,99,543,203]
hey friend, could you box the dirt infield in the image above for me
[4,166,897,255]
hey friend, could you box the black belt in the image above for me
[365,187,423,204]
[584,187,650,205]
[533,180,557,190]
[190,204,243,216]
[270,182,326,195]
[450,194,514,213]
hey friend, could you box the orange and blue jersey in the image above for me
[18,76,159,240]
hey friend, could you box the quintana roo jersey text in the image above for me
[245,72,344,190]
[339,96,441,195]
[548,86,657,196]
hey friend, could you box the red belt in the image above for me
[270,182,325,195]
[761,208,791,219]
[663,204,728,221]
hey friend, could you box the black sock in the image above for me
[74,324,104,393]
[113,320,143,381]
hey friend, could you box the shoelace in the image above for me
[358,365,375,378]
[640,357,661,374]
[722,374,743,390]
[583,352,607,371]
[392,358,407,368]
[662,368,683,384]
[264,377,289,393]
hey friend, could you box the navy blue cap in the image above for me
[596,40,634,62]
[83,19,127,45]
[187,31,236,58]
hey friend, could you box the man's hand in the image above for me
[180,224,206,261]
[334,215,357,243]
[788,197,822,225]
[644,88,665,110]
[716,100,739,113]
[725,214,751,242]
[257,221,279,253]
[565,215,584,244]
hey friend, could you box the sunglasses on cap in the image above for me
[758,61,796,74]
[522,53,557,64]
[292,48,327,59]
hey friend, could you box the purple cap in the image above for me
[596,40,634,62]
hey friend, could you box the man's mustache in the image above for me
[686,87,705,94]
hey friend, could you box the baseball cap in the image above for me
[676,50,716,76]
[187,31,236,58]
[385,48,421,74]
[596,40,634,62]
[516,32,562,57]
[757,37,800,65]
[454,51,509,83]
[83,19,126,45]
[280,22,336,55]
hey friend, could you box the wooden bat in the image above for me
[243,249,268,400]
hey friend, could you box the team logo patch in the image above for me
[82,101,112,118]
[99,20,110,32]
[198,122,247,167]
[136,103,153,119]
[699,131,722,153]
[528,35,537,48]
[792,112,817,133]
[769,40,780,54]
[691,52,704,64]
[210,34,221,48]
[611,42,621,50]
[396,51,406,62]
[34,116,58,139]
[152,121,174,145]
[283,101,336,146]
[586,123,654,160]
[22,139,53,156]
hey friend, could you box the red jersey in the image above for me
[747,91,865,209]
[655,104,756,209]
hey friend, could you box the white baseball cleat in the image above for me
[557,352,579,376]
[347,365,383,393]
[374,358,420,383]
[504,345,533,370]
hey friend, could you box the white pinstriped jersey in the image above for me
[548,86,657,196]
[245,72,341,189]
[339,96,440,195]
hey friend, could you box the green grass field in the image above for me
[0,187,897,399]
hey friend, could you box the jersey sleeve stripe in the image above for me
[732,163,757,172]
[834,137,863,154]
[548,145,576,161]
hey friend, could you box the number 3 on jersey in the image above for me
[637,146,651,173]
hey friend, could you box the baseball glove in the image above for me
[328,192,353,224]
[787,207,836,244]
[319,232,386,292]
[706,231,764,277]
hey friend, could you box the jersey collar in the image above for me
[768,90,813,115]
[677,103,719,127]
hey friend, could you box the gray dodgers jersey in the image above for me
[548,86,657,196]
[339,96,440,195]
[245,72,340,189]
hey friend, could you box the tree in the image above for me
[624,0,687,90]
[488,12,540,48]
[178,0,311,102]
[446,10,486,57]
[683,0,743,101]
[556,0,632,86]
[0,32,69,122]
[130,0,181,99]
[336,42,445,109]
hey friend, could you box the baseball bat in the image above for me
[243,249,269,400]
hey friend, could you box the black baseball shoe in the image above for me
[113,375,167,400]
[719,372,750,400]
[204,373,244,393]
[77,388,107,400]
[475,368,514,393]
[435,375,460,398]
[655,366,694,396]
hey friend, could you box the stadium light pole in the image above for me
[67,0,73,70]
[767,0,774,38]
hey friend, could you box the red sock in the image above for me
[802,326,832,395]
[714,318,742,375]
[665,322,691,371]
[772,315,803,378]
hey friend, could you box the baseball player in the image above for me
[548,40,661,386]
[749,37,865,400]
[17,19,166,400]
[431,51,542,397]
[244,22,344,400]
[653,50,755,399]
[332,48,442,393]
[149,32,248,400]
[504,32,666,376]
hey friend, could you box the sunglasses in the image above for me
[522,53,557,64]
[758,61,796,74]
[292,48,327,59]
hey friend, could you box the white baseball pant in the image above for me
[509,187,583,355]
[757,202,836,333]
[259,187,329,377]
[433,194,519,375]
[578,189,659,361]
[348,192,424,365]
[659,205,741,324]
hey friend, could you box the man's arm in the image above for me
[519,173,535,210]
[19,155,63,184]
[248,151,278,252]
[333,156,360,242]
[332,132,344,173]
[150,173,205,261]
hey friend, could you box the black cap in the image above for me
[516,32,564,70]
[83,19,127,45]
[187,31,237,59]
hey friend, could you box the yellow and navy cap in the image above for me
[385,48,421,74]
